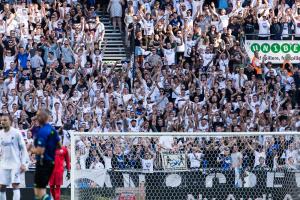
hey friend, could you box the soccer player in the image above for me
[0,114,28,200]
[31,110,60,200]
[49,145,71,200]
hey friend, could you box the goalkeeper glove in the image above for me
[66,171,70,180]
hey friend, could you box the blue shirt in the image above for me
[220,155,232,170]
[17,52,29,69]
[116,155,126,169]
[34,124,60,161]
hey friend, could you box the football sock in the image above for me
[54,186,61,200]
[12,189,20,200]
[50,186,55,199]
[0,192,6,200]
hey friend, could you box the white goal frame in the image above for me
[70,131,300,200]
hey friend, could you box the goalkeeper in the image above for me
[49,144,71,200]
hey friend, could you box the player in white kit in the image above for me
[0,114,28,200]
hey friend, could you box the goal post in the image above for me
[70,132,300,200]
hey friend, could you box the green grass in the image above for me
[60,195,71,200]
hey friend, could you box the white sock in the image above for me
[0,192,7,200]
[13,189,20,200]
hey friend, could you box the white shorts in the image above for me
[0,168,21,185]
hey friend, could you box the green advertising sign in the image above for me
[245,40,300,63]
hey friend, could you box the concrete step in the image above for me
[103,53,127,56]
[106,39,123,43]
[104,51,126,55]
[101,20,112,26]
[104,47,126,51]
[105,32,122,36]
[103,57,127,61]
[101,17,110,20]
[104,34,122,36]
[104,39,123,42]
[105,44,125,48]
[105,29,122,32]
[98,11,127,62]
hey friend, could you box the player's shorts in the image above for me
[0,168,21,185]
[34,160,55,188]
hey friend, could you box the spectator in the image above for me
[107,0,124,32]
[254,157,270,170]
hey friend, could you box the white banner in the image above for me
[162,153,187,170]
[244,40,300,63]
[74,169,112,187]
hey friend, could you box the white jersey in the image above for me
[258,19,270,37]
[184,40,196,57]
[0,127,28,169]
[143,19,154,36]
[254,151,266,167]
[188,153,202,168]
[163,48,175,66]
[294,19,300,37]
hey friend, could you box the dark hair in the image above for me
[1,113,13,122]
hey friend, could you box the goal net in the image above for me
[70,132,300,200]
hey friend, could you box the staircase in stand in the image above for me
[97,11,127,63]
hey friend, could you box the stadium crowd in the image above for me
[0,0,299,171]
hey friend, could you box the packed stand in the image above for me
[0,0,105,168]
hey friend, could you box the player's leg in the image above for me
[34,161,55,200]
[0,185,7,200]
[11,168,22,200]
[0,169,11,200]
[34,188,50,200]
[49,185,55,200]
[54,185,61,200]
[11,184,20,200]
[49,171,55,199]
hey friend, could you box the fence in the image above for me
[71,132,300,200]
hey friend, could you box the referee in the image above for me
[31,110,60,200]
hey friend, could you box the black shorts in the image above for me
[34,160,55,188]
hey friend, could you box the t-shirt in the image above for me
[231,152,242,168]
[202,53,214,67]
[258,19,270,37]
[163,48,175,66]
[254,151,266,167]
[90,161,105,169]
[281,23,289,38]
[143,19,154,36]
[219,15,229,30]
[34,123,60,161]
[294,19,300,37]
[184,40,196,57]
[103,156,112,169]
[4,55,15,72]
[188,153,202,168]
[0,127,28,169]
[220,154,232,170]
